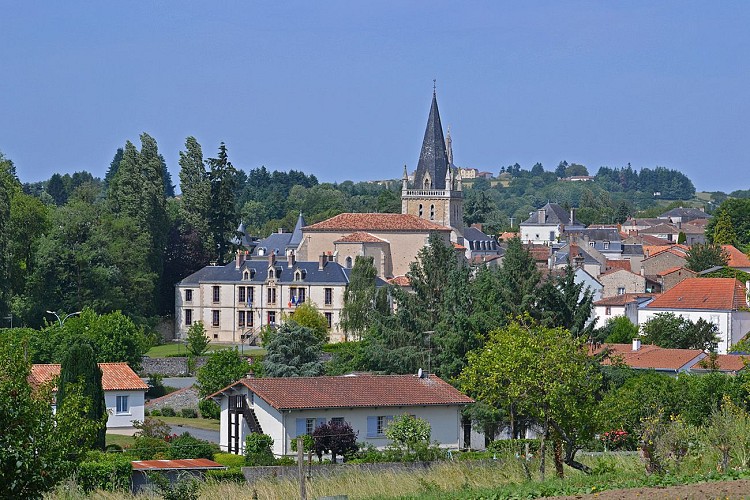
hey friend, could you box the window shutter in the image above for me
[316,417,326,429]
[295,418,306,437]
[366,416,377,438]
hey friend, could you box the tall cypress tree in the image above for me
[207,142,238,264]
[179,136,211,248]
[0,153,17,321]
[57,342,107,450]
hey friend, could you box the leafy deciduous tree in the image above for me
[197,348,249,397]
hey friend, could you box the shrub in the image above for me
[161,406,176,417]
[487,438,541,456]
[166,433,217,460]
[150,409,162,416]
[128,436,170,460]
[244,433,275,466]
[213,452,246,468]
[149,471,199,500]
[275,456,296,465]
[75,452,132,492]
[199,399,220,420]
[133,417,172,439]
[205,469,246,483]
[180,407,198,419]
[146,373,167,399]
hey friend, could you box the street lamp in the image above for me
[46,310,81,327]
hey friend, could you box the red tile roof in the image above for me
[131,459,225,471]
[646,278,748,311]
[606,260,632,273]
[591,343,704,372]
[593,293,655,307]
[209,374,473,410]
[692,354,749,373]
[30,363,148,391]
[334,232,387,243]
[304,213,451,232]
[644,246,688,260]
[657,266,696,277]
[452,242,467,250]
[498,232,518,241]
[387,275,411,287]
[722,245,750,269]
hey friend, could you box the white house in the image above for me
[593,293,654,329]
[208,373,474,456]
[520,202,585,246]
[30,362,148,430]
[638,278,750,354]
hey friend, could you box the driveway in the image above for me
[168,425,219,444]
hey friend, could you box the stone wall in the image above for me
[139,356,208,377]
[241,460,499,484]
[146,387,200,412]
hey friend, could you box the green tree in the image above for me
[706,199,750,247]
[685,243,728,272]
[384,414,431,456]
[185,321,209,357]
[538,264,595,338]
[641,312,719,351]
[0,154,19,320]
[262,321,324,377]
[178,136,211,251]
[244,433,274,466]
[197,348,249,397]
[597,316,639,344]
[289,303,329,341]
[57,342,107,451]
[0,340,72,497]
[207,142,238,264]
[461,321,600,474]
[711,211,739,247]
[496,237,541,319]
[340,256,379,341]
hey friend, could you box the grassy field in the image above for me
[155,416,220,432]
[145,343,266,358]
[105,433,135,449]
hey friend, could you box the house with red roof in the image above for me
[598,269,647,298]
[638,278,750,354]
[591,340,705,374]
[30,362,148,430]
[593,293,654,328]
[208,373,474,456]
[691,354,749,375]
[722,245,750,273]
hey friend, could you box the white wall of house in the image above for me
[593,304,627,329]
[217,386,464,456]
[105,390,145,428]
[520,224,560,245]
[638,309,750,354]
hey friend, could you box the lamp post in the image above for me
[46,310,81,327]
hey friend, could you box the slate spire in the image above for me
[414,89,450,190]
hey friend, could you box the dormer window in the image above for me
[294,270,306,281]
[243,270,250,280]
[268,268,275,279]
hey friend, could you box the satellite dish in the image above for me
[417,368,424,378]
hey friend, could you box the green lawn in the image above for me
[106,433,136,449]
[145,343,266,358]
[155,416,220,432]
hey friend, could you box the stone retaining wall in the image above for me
[146,386,200,412]
[139,356,208,377]
[241,460,500,484]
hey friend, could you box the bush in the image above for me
[199,399,220,420]
[213,452,246,468]
[76,452,132,492]
[146,373,167,399]
[161,406,176,417]
[275,456,296,465]
[244,433,275,466]
[205,469,246,483]
[133,417,172,439]
[487,438,541,456]
[150,409,161,416]
[149,471,199,500]
[166,433,217,460]
[128,436,170,460]
[180,407,198,418]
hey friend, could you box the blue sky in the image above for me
[2,1,748,192]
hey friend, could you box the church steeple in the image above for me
[414,89,450,190]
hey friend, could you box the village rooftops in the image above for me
[593,293,655,307]
[646,278,749,311]
[691,354,749,374]
[30,363,148,391]
[590,343,705,373]
[722,245,750,269]
[208,374,474,410]
[303,213,451,232]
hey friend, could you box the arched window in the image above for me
[430,204,435,220]
[268,268,275,279]
[345,256,353,269]
[424,177,431,189]
[418,204,423,217]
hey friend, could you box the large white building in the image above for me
[174,251,367,343]
[207,373,474,456]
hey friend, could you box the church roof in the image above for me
[288,212,306,249]
[303,213,451,232]
[522,202,576,226]
[414,91,450,190]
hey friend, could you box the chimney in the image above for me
[640,265,645,276]
[268,253,276,267]
[327,251,334,262]
[570,207,575,224]
[278,227,283,234]
[632,338,641,351]
[288,252,296,268]
[318,254,327,270]
[235,250,242,270]
[538,209,546,224]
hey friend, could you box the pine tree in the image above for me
[538,264,595,338]
[104,148,123,188]
[262,321,324,377]
[207,142,238,264]
[497,237,541,319]
[57,342,107,450]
